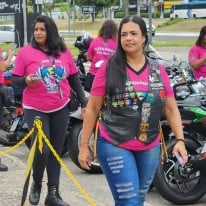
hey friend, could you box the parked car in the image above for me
[0,25,15,43]
[143,18,156,36]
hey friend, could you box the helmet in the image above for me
[74,32,93,51]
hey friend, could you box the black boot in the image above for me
[45,185,70,206]
[29,182,42,205]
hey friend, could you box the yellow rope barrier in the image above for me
[93,120,99,161]
[0,128,34,156]
[0,118,97,206]
[159,123,168,163]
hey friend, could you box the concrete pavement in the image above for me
[0,145,153,206]
[1,142,206,206]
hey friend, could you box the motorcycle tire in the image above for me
[153,138,206,205]
[67,121,102,174]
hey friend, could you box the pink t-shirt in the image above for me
[91,61,174,151]
[0,48,5,84]
[188,45,206,79]
[12,45,78,112]
[87,37,117,75]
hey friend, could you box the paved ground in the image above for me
[1,142,206,206]
[0,145,153,206]
[156,46,189,61]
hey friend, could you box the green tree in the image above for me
[27,0,66,15]
[76,0,118,16]
[122,0,129,17]
[76,0,117,8]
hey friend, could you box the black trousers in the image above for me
[24,105,69,186]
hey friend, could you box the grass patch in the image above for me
[160,18,184,27]
[1,41,194,56]
[153,40,194,47]
[0,43,12,51]
[67,43,79,56]
[1,42,79,56]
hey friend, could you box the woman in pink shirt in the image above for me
[78,15,188,206]
[188,26,206,79]
[84,19,118,92]
[12,15,87,206]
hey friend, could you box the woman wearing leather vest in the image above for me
[78,15,188,206]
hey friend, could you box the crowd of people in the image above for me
[3,13,206,206]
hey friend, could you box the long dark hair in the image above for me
[98,19,118,40]
[196,26,206,47]
[106,15,148,97]
[31,15,66,57]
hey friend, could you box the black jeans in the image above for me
[24,105,69,186]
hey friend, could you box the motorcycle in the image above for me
[0,58,28,147]
[66,107,102,174]
[74,32,93,76]
[153,78,206,204]
[66,34,102,173]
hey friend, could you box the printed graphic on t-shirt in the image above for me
[36,60,67,93]
[94,47,115,56]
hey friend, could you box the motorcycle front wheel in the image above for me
[67,121,102,174]
[153,138,206,204]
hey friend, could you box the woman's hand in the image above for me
[78,144,91,170]
[26,74,40,86]
[172,140,188,166]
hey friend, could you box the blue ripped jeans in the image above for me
[97,137,160,206]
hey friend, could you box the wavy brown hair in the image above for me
[196,26,206,47]
[98,19,118,40]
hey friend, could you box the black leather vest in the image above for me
[100,58,166,145]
